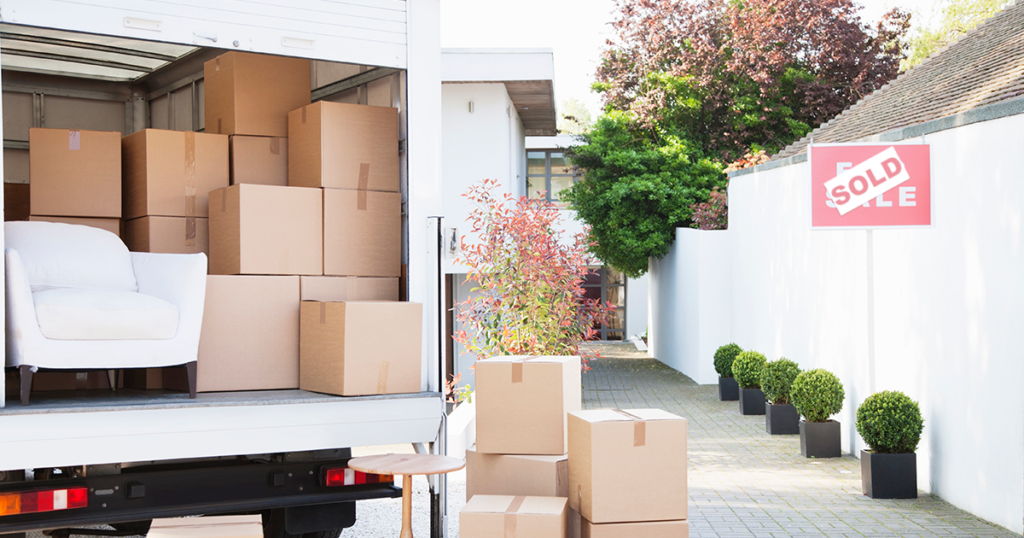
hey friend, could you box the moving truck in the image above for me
[0,1,450,537]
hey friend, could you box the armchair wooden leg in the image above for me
[19,365,33,406]
[107,370,117,392]
[186,361,197,399]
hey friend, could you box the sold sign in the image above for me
[811,144,930,228]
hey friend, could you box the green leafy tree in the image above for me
[761,358,801,405]
[732,351,767,389]
[557,97,594,135]
[903,0,1012,69]
[713,343,743,378]
[856,391,925,453]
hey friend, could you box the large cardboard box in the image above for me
[198,275,300,392]
[209,184,323,275]
[122,129,229,220]
[29,216,120,237]
[5,183,29,221]
[288,101,399,192]
[577,518,688,538]
[323,189,400,277]
[299,276,399,302]
[475,356,581,455]
[568,409,688,524]
[204,52,310,137]
[30,128,121,218]
[466,448,568,500]
[460,495,567,538]
[299,301,422,396]
[230,136,288,186]
[124,216,209,255]
[148,515,262,538]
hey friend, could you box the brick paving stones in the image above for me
[580,345,1021,538]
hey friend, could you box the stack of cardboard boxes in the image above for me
[13,50,422,398]
[460,356,690,538]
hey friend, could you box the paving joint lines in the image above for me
[579,344,1021,538]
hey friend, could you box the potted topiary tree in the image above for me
[731,351,767,415]
[713,343,743,401]
[790,369,845,458]
[856,391,924,499]
[761,358,801,435]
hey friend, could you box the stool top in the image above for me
[348,453,465,476]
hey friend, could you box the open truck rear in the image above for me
[0,1,450,537]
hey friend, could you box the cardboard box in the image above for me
[568,409,688,524]
[299,301,422,396]
[323,189,401,277]
[578,518,688,538]
[209,184,323,275]
[466,448,568,500]
[5,183,29,221]
[460,495,567,538]
[149,515,262,538]
[475,356,581,455]
[198,275,300,392]
[299,276,399,302]
[29,216,120,237]
[30,128,121,218]
[122,129,229,220]
[124,216,209,255]
[230,136,288,186]
[204,52,310,137]
[288,101,399,192]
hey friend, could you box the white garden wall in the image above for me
[650,112,1024,533]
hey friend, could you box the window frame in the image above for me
[526,149,577,203]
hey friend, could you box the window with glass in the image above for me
[582,267,626,341]
[527,149,577,202]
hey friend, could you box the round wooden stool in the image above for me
[347,453,465,538]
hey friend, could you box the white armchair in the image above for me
[5,221,207,405]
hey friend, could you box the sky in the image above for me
[439,0,939,119]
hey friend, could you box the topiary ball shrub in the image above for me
[713,343,743,378]
[761,358,801,405]
[856,391,924,454]
[791,369,845,422]
[732,351,767,389]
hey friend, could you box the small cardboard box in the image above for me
[466,448,568,500]
[460,495,567,538]
[568,409,688,524]
[29,216,120,237]
[475,356,581,455]
[577,518,688,538]
[148,515,263,538]
[198,275,300,392]
[288,101,399,192]
[299,276,399,302]
[204,52,310,137]
[323,189,401,277]
[209,184,323,275]
[299,301,422,396]
[5,183,29,221]
[124,216,209,255]
[30,128,121,218]
[122,129,229,220]
[230,135,288,186]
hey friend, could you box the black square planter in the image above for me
[861,450,918,499]
[738,388,765,415]
[766,403,799,434]
[799,420,841,458]
[718,376,739,401]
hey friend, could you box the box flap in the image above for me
[463,495,566,516]
[570,409,682,424]
[483,355,580,364]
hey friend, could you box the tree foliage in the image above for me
[557,97,595,135]
[903,0,1011,70]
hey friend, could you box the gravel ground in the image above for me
[344,469,466,538]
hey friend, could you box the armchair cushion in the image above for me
[33,288,178,340]
[4,221,137,293]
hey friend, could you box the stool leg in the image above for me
[400,474,413,538]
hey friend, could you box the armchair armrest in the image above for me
[6,248,46,369]
[131,252,207,347]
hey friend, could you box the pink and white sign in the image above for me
[811,144,931,228]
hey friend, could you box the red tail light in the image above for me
[0,487,88,517]
[321,467,392,487]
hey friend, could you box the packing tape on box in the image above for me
[503,495,526,538]
[319,302,327,324]
[185,217,197,247]
[377,361,389,394]
[510,356,543,383]
[217,118,222,134]
[270,137,281,156]
[68,130,81,151]
[357,163,370,210]
[215,57,220,71]
[613,409,647,447]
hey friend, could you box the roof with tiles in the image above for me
[770,0,1024,161]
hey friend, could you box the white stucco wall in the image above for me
[649,112,1024,533]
